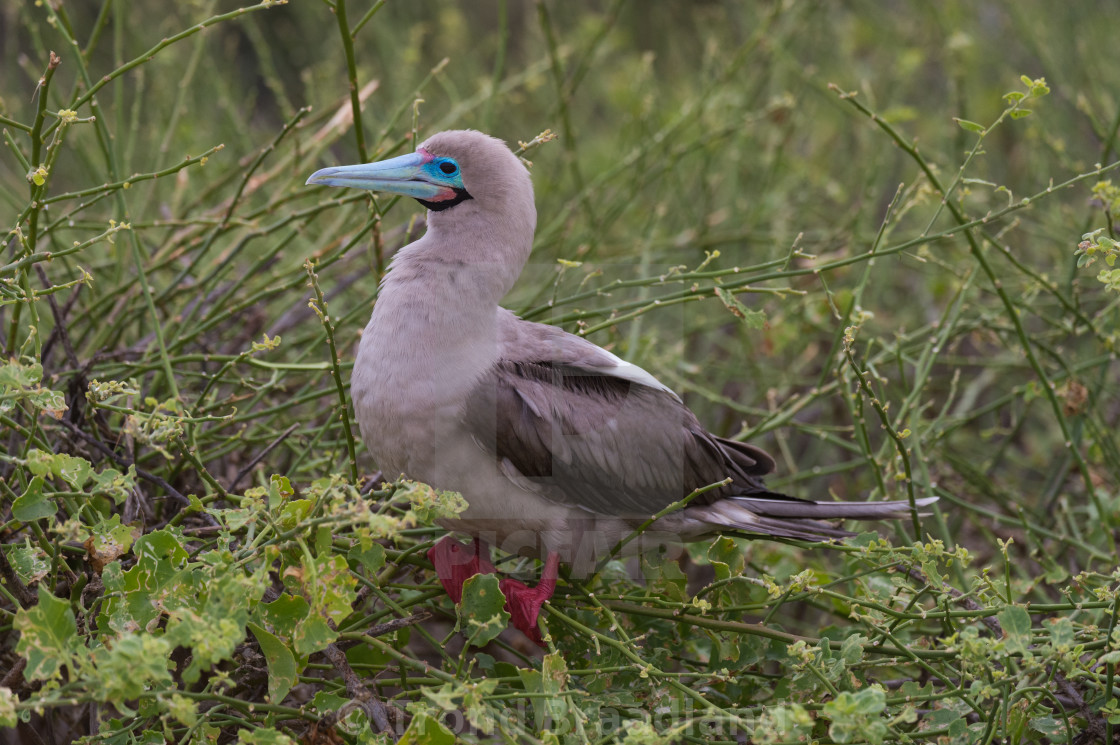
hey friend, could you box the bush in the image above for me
[2,2,1118,743]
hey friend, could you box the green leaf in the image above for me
[277,498,313,530]
[706,536,755,605]
[517,652,572,733]
[274,554,357,655]
[1045,616,1075,652]
[1030,715,1071,741]
[421,672,499,730]
[14,586,79,680]
[256,593,310,641]
[1023,76,1050,96]
[1099,649,1120,664]
[85,632,174,702]
[160,693,198,728]
[309,690,350,716]
[397,711,454,745]
[822,688,887,744]
[134,528,190,564]
[540,652,571,725]
[997,605,1032,657]
[707,536,745,581]
[56,454,93,488]
[25,388,68,419]
[86,514,140,570]
[257,593,335,658]
[0,362,67,419]
[756,704,813,742]
[349,540,386,576]
[954,118,985,133]
[640,549,688,602]
[25,449,54,477]
[294,615,336,658]
[159,553,266,684]
[8,543,50,585]
[89,466,136,505]
[1009,109,1032,119]
[401,481,469,523]
[459,573,510,647]
[463,678,499,734]
[850,687,886,715]
[619,721,670,744]
[839,633,867,665]
[301,553,358,628]
[100,532,193,633]
[12,477,55,522]
[268,474,294,509]
[925,707,966,735]
[18,450,94,488]
[236,727,297,745]
[0,359,42,388]
[248,622,298,703]
[0,686,17,728]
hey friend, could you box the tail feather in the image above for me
[735,495,938,521]
[691,495,937,542]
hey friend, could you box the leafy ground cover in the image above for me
[1,1,1119,743]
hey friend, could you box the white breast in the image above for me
[351,283,500,480]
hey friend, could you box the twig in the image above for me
[906,566,1002,636]
[35,265,82,375]
[337,610,430,649]
[58,418,196,512]
[322,643,392,734]
[228,424,299,492]
[0,657,27,689]
[304,260,359,484]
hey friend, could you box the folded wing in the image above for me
[462,315,785,517]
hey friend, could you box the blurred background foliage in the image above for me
[2,1,1119,743]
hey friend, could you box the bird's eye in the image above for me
[439,161,458,175]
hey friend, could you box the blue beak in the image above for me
[306,152,451,201]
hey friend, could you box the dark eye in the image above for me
[439,161,457,175]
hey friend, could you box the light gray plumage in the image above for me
[313,130,934,576]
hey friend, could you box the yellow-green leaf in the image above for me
[248,622,298,703]
[459,573,510,647]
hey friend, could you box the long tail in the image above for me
[693,495,938,542]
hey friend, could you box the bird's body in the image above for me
[308,130,936,641]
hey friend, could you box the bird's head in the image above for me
[306,129,534,219]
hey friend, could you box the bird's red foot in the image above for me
[428,538,559,646]
[427,536,497,604]
[499,552,560,647]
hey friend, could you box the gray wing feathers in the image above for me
[463,354,777,516]
[497,309,680,399]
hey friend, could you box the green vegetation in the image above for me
[2,1,1119,743]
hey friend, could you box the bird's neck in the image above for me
[385,200,534,304]
[363,199,536,363]
[368,212,529,339]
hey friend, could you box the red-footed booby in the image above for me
[307,130,936,645]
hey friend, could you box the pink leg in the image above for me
[499,552,561,647]
[427,536,496,604]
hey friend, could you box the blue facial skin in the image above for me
[423,157,466,193]
[306,151,466,204]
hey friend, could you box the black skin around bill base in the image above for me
[418,188,473,212]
